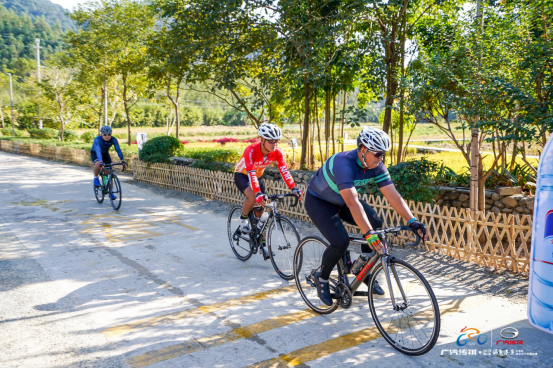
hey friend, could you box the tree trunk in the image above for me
[332,92,336,155]
[300,79,311,168]
[397,13,407,164]
[478,160,485,212]
[166,77,181,140]
[310,114,315,166]
[324,88,331,161]
[0,107,5,129]
[315,94,323,163]
[122,74,132,145]
[382,52,398,134]
[341,91,347,152]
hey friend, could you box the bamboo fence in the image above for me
[0,140,137,172]
[132,159,533,273]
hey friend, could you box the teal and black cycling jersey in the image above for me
[307,149,393,206]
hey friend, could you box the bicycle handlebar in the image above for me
[102,162,126,172]
[377,225,422,247]
[268,193,300,207]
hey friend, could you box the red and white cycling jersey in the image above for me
[234,142,296,194]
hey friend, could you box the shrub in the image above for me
[28,127,57,139]
[181,147,242,163]
[62,129,79,141]
[359,157,440,203]
[140,135,184,163]
[81,131,96,143]
[1,127,27,137]
[242,137,260,143]
[387,158,440,203]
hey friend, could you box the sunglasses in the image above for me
[372,151,386,158]
[102,133,111,137]
[267,139,280,144]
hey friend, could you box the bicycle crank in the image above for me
[335,282,353,309]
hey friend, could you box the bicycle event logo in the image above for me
[456,327,488,346]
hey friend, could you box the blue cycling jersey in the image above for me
[90,135,124,163]
[307,149,393,206]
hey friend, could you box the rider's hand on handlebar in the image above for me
[291,187,304,202]
[409,221,428,242]
[365,230,383,253]
[121,160,128,171]
[255,192,268,206]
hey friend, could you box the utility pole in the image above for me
[1,71,16,137]
[35,38,43,129]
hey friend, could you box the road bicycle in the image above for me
[293,226,440,356]
[94,163,124,211]
[227,193,301,280]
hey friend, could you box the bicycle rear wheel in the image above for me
[293,236,339,314]
[368,258,440,355]
[94,182,104,203]
[110,174,122,210]
[267,215,300,280]
[227,205,253,261]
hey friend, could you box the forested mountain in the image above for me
[0,0,71,76]
[0,0,74,30]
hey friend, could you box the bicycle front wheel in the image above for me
[368,258,440,356]
[294,236,339,314]
[110,174,122,211]
[227,205,253,261]
[94,182,104,203]
[267,215,300,280]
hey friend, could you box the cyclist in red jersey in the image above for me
[234,123,304,258]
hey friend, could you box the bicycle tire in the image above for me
[94,182,104,203]
[227,205,253,261]
[110,174,122,211]
[267,215,300,280]
[293,236,339,314]
[368,258,440,355]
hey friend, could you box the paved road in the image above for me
[0,151,551,368]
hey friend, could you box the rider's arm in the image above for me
[112,137,124,161]
[244,146,262,194]
[91,136,103,163]
[275,148,296,189]
[380,184,415,223]
[340,187,374,236]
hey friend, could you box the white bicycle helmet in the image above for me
[258,123,282,140]
[357,127,391,152]
[100,125,113,135]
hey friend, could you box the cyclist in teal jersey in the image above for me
[305,127,428,305]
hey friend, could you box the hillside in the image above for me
[0,0,71,76]
[0,0,74,30]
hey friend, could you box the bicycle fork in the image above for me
[381,255,410,311]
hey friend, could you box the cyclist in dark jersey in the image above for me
[306,127,428,305]
[91,126,127,199]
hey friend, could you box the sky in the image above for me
[48,0,89,11]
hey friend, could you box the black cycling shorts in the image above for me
[91,151,112,165]
[234,172,266,195]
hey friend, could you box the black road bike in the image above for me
[94,163,124,211]
[293,226,440,356]
[227,194,301,280]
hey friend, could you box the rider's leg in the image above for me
[93,160,103,176]
[339,200,385,294]
[339,199,383,254]
[305,191,350,280]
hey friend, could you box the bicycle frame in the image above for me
[333,226,421,310]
